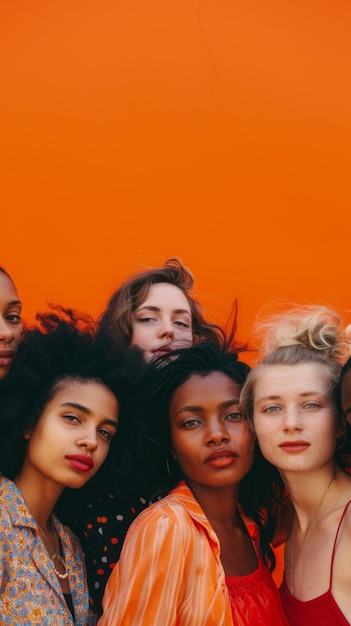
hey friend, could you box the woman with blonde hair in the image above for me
[240,305,351,625]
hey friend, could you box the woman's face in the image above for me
[0,272,23,379]
[169,372,254,494]
[130,282,193,362]
[252,362,340,475]
[21,380,119,494]
[341,368,351,426]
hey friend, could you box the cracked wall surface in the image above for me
[1,0,350,360]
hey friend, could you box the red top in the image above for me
[280,500,351,626]
[226,559,290,626]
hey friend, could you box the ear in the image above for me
[24,427,31,440]
[171,446,177,461]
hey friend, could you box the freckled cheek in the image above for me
[254,434,277,463]
[253,416,278,437]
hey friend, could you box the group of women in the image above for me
[0,259,351,626]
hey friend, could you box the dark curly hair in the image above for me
[340,355,351,382]
[337,355,351,462]
[96,258,227,351]
[132,341,276,570]
[0,306,145,502]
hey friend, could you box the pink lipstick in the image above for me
[279,441,310,453]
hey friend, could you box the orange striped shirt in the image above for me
[98,481,233,625]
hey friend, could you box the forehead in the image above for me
[140,282,191,312]
[170,372,242,407]
[254,362,330,397]
[0,273,19,300]
[50,379,118,412]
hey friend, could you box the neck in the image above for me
[187,480,240,530]
[14,471,62,529]
[282,464,337,532]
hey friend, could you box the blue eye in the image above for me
[174,321,190,328]
[263,406,280,413]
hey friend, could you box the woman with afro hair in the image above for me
[0,307,141,625]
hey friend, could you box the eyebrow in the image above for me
[61,402,118,428]
[175,399,240,418]
[137,306,191,316]
[8,300,22,307]
[256,391,326,403]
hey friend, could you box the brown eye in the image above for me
[98,428,114,440]
[225,411,243,421]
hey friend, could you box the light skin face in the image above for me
[253,362,341,475]
[169,372,254,496]
[341,367,351,427]
[130,282,193,362]
[16,380,119,499]
[0,272,23,379]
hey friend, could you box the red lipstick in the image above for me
[66,455,94,472]
[205,449,238,468]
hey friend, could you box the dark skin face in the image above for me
[341,368,351,426]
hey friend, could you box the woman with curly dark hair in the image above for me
[0,308,138,625]
[98,342,289,626]
[75,258,238,614]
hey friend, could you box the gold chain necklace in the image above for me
[36,517,68,580]
[289,471,336,596]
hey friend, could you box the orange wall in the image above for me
[1,1,350,584]
[1,1,351,348]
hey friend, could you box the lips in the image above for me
[152,345,173,355]
[66,455,94,472]
[151,345,173,360]
[279,441,311,453]
[205,449,238,468]
[0,349,16,366]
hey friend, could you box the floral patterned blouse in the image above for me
[0,476,96,626]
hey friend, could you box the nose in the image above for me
[283,406,303,432]
[206,419,230,446]
[0,318,14,343]
[77,428,98,451]
[157,318,174,340]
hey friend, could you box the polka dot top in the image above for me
[74,490,150,616]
